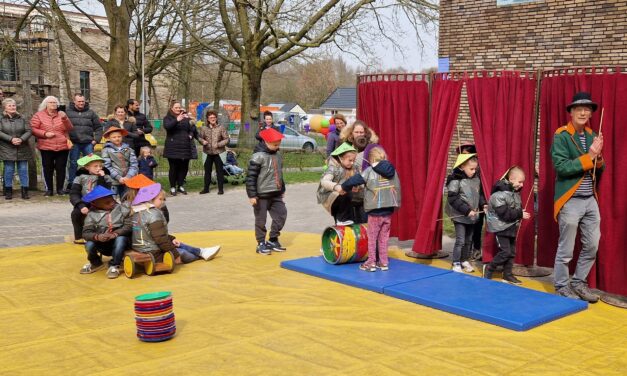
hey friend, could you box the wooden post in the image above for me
[20,80,39,191]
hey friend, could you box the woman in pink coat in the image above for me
[31,96,73,196]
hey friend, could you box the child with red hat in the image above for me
[246,127,288,255]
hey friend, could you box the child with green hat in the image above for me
[317,142,358,225]
[446,153,487,273]
[69,154,114,244]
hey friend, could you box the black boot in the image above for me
[21,187,30,200]
[4,187,12,200]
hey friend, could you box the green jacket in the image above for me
[551,122,604,220]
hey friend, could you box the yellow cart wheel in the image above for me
[162,251,175,273]
[123,255,136,278]
[144,253,157,276]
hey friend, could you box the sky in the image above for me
[46,0,439,72]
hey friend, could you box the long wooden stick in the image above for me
[592,108,604,181]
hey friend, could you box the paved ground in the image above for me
[0,182,454,251]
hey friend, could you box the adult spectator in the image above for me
[66,93,102,191]
[199,110,229,195]
[337,120,380,223]
[255,111,281,142]
[326,114,347,156]
[0,98,32,200]
[104,104,139,150]
[31,96,73,196]
[163,101,195,196]
[126,98,153,156]
[551,92,604,302]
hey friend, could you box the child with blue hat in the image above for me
[80,185,132,278]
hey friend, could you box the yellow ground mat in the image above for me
[1,230,626,375]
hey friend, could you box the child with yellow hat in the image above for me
[446,153,487,273]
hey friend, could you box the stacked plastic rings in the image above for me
[135,291,176,342]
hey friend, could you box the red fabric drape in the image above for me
[538,69,627,295]
[465,73,537,265]
[357,78,430,240]
[412,76,463,254]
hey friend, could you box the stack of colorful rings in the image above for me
[134,291,176,342]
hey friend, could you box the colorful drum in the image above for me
[135,291,176,342]
[321,224,368,264]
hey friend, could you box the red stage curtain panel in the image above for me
[538,68,627,295]
[465,72,537,265]
[357,77,430,240]
[412,75,463,254]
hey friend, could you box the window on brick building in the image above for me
[0,51,17,81]
[80,71,90,101]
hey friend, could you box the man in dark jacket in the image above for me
[126,99,153,156]
[66,93,102,191]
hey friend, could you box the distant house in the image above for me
[319,87,357,122]
[268,102,307,117]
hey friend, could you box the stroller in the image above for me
[207,150,246,185]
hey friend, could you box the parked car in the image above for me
[227,125,317,152]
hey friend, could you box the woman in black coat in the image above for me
[0,98,33,199]
[163,101,195,195]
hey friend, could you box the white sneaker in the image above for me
[452,263,463,273]
[200,246,221,261]
[106,265,120,279]
[461,261,475,273]
[336,220,354,226]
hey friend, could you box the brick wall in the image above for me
[439,0,627,171]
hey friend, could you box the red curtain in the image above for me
[412,75,463,254]
[538,68,627,295]
[357,77,430,240]
[465,72,538,265]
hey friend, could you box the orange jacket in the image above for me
[30,110,73,151]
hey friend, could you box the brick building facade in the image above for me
[438,0,627,169]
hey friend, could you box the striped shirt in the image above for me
[573,133,594,197]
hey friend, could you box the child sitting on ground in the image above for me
[317,142,358,225]
[483,166,531,284]
[131,183,220,264]
[246,127,288,255]
[224,148,244,175]
[340,145,401,271]
[79,185,132,279]
[69,154,114,244]
[446,153,487,273]
[123,173,169,222]
[101,127,138,200]
[137,146,158,180]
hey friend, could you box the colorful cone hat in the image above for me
[453,153,476,169]
[132,183,162,205]
[331,142,357,156]
[125,174,156,189]
[77,154,104,167]
[82,185,115,203]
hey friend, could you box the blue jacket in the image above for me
[138,156,158,179]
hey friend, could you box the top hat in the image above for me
[566,92,598,113]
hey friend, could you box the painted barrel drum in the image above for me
[321,224,369,264]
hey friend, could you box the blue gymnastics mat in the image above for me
[281,257,588,331]
[280,256,449,293]
[385,272,588,331]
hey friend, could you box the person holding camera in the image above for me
[30,96,73,196]
[163,101,195,196]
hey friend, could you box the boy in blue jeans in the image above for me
[79,185,132,279]
[246,127,288,255]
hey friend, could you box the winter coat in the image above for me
[127,110,152,149]
[138,156,157,179]
[342,160,401,216]
[326,129,342,157]
[30,110,73,151]
[551,122,605,220]
[246,142,285,198]
[131,205,180,260]
[199,124,229,155]
[0,113,32,161]
[104,118,139,150]
[317,156,356,213]
[69,168,114,210]
[66,102,102,144]
[163,112,195,160]
[82,204,132,241]
[446,168,486,224]
[486,180,523,236]
[101,141,138,185]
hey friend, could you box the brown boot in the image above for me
[21,187,29,200]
